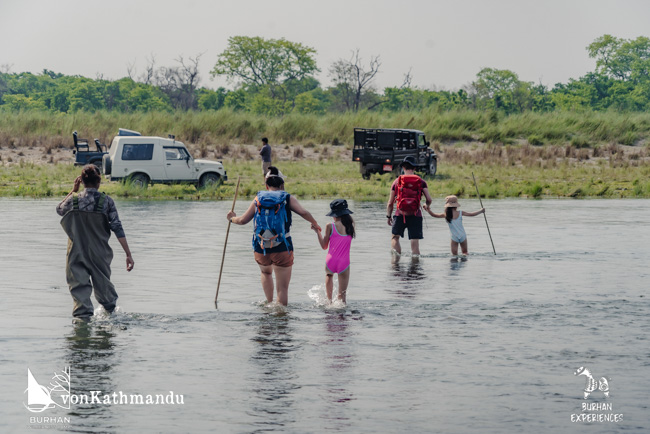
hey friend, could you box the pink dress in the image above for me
[325,223,352,274]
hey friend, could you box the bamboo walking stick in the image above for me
[215,175,241,307]
[471,172,496,255]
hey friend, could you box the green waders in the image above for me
[60,193,118,320]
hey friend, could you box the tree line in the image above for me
[1,34,649,115]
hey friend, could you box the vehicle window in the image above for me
[164,147,189,160]
[122,143,154,160]
[418,135,426,147]
[377,132,395,149]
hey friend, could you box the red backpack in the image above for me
[395,175,423,216]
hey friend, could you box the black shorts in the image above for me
[391,215,423,240]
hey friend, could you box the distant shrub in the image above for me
[527,135,543,146]
[479,127,503,143]
[621,131,638,146]
[528,182,543,198]
[216,143,231,155]
[570,135,590,148]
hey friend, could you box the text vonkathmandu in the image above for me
[61,391,184,405]
[571,403,623,423]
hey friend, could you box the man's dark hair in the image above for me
[265,166,284,188]
[81,164,101,187]
[262,137,268,144]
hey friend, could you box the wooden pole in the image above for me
[472,172,496,255]
[215,175,241,307]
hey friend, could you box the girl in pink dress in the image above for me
[314,199,355,304]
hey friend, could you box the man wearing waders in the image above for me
[56,165,134,324]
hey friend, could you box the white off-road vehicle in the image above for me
[102,129,227,188]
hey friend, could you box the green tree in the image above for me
[2,94,47,111]
[125,84,171,112]
[197,87,227,111]
[223,88,248,111]
[211,36,319,111]
[471,68,521,112]
[588,35,650,83]
[294,89,328,114]
[68,80,105,112]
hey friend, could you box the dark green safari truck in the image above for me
[352,128,437,179]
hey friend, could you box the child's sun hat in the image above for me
[326,199,353,217]
[444,195,461,208]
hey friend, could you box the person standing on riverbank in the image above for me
[386,156,433,257]
[56,165,134,323]
[227,166,321,306]
[259,137,272,177]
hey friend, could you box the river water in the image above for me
[0,198,648,433]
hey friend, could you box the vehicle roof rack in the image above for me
[118,128,141,136]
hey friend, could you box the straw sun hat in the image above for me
[444,195,461,208]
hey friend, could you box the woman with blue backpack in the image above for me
[226,166,321,306]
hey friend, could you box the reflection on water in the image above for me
[65,324,116,427]
[449,256,468,274]
[319,312,355,430]
[248,313,299,432]
[389,257,425,298]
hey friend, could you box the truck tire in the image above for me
[89,158,103,171]
[129,173,149,189]
[198,172,222,188]
[428,157,437,177]
[102,154,112,175]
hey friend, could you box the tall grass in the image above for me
[2,109,650,149]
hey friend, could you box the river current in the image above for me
[1,198,648,433]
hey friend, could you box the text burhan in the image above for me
[571,403,623,423]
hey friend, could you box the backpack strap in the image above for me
[72,194,79,210]
[94,192,106,212]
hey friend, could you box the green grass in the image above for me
[2,109,650,149]
[2,159,650,200]
[2,108,649,199]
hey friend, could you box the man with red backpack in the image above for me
[386,156,433,256]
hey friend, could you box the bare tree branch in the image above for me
[140,53,156,85]
[401,68,413,89]
[329,49,381,111]
[126,60,137,80]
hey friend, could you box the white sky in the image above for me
[1,0,649,91]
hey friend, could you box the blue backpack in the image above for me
[252,191,290,254]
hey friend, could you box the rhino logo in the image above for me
[574,366,610,399]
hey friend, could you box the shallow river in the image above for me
[1,198,648,433]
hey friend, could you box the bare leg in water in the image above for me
[273,265,292,306]
[337,268,350,303]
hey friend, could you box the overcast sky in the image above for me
[1,0,649,91]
